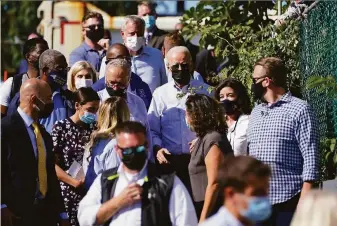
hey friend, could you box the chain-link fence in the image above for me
[299,1,337,180]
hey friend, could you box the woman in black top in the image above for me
[185,94,233,223]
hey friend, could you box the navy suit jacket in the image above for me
[92,72,152,109]
[1,111,64,222]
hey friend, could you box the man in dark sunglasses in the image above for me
[92,43,152,109]
[78,121,197,226]
[69,11,109,72]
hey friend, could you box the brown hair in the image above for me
[220,156,271,192]
[164,31,186,51]
[185,94,227,137]
[82,11,104,25]
[254,57,287,88]
[138,1,156,14]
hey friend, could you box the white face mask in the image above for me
[125,36,145,52]
[75,78,93,89]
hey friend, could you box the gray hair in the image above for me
[39,49,65,70]
[166,46,192,67]
[105,58,131,77]
[121,15,145,31]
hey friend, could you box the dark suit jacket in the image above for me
[1,110,64,224]
[148,26,168,50]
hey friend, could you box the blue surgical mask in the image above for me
[240,196,272,222]
[143,15,156,29]
[80,111,97,124]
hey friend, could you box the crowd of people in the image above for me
[1,1,336,226]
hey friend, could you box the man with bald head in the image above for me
[97,58,153,161]
[1,78,69,226]
[148,46,212,193]
[7,49,74,133]
[94,43,152,109]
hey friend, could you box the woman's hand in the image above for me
[189,138,198,153]
[72,178,85,188]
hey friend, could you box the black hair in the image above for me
[220,156,271,192]
[186,94,227,137]
[115,121,146,136]
[215,78,252,114]
[73,87,100,105]
[22,38,49,58]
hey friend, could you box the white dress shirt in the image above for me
[0,73,29,107]
[199,207,244,226]
[78,162,198,226]
[148,80,212,155]
[227,114,249,156]
[99,46,167,93]
[97,89,153,160]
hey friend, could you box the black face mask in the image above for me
[120,145,147,171]
[106,86,127,98]
[221,99,238,115]
[251,81,267,101]
[48,70,67,90]
[172,69,191,86]
[35,97,54,119]
[86,28,104,42]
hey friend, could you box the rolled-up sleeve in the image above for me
[169,176,198,226]
[147,93,162,148]
[295,105,320,181]
[99,56,107,79]
[78,174,103,226]
[94,139,120,175]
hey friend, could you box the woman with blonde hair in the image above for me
[84,96,130,190]
[291,190,337,226]
[67,61,97,92]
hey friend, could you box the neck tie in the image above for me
[32,122,48,196]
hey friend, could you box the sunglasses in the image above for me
[170,63,189,72]
[117,144,147,155]
[84,24,104,31]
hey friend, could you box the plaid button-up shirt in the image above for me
[247,92,319,205]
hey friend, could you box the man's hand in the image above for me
[156,148,171,164]
[98,39,110,51]
[2,208,18,226]
[116,183,143,209]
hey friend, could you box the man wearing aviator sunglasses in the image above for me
[78,121,197,226]
[70,12,109,72]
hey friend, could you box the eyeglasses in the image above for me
[170,63,189,72]
[117,143,147,155]
[84,24,104,31]
[106,81,128,90]
[105,56,132,65]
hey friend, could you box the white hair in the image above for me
[121,15,145,31]
[105,58,131,77]
[290,190,337,226]
[166,46,192,68]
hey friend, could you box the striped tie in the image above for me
[32,122,48,196]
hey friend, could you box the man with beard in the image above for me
[0,38,49,117]
[69,12,108,72]
[148,46,212,194]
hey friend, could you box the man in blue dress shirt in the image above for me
[247,57,319,226]
[200,156,272,226]
[69,12,108,72]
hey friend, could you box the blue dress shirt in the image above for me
[247,92,319,205]
[92,72,152,109]
[148,80,213,155]
[69,42,106,72]
[199,207,244,226]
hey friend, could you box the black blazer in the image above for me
[1,110,64,221]
[148,26,168,50]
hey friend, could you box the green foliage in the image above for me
[306,75,337,99]
[182,0,300,96]
[320,138,337,179]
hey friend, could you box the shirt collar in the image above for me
[117,161,148,185]
[263,91,292,108]
[82,41,105,53]
[133,46,151,57]
[219,207,244,226]
[17,107,35,128]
